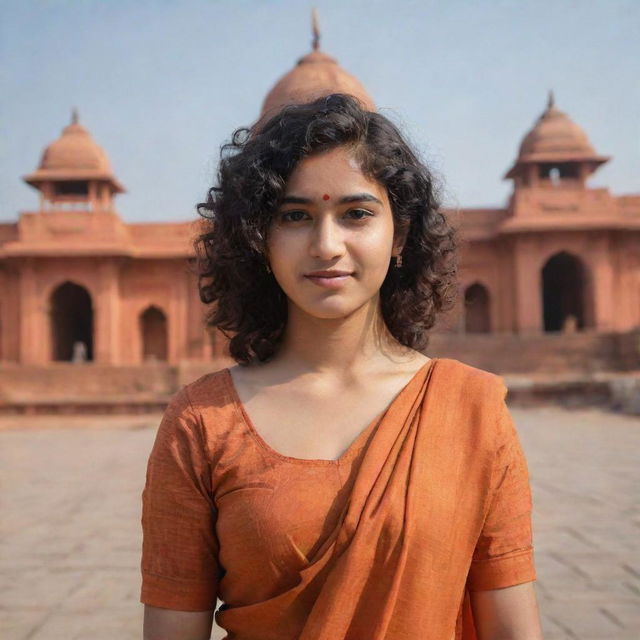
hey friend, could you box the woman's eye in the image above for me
[278,209,373,223]
[347,208,374,221]
[280,210,307,222]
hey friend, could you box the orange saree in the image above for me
[141,357,536,639]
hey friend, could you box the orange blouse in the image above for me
[140,357,536,639]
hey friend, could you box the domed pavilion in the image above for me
[504,91,609,186]
[23,110,125,211]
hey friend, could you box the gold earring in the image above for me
[266,263,272,274]
[395,254,403,268]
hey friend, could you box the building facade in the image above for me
[1,34,638,370]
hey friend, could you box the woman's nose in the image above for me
[309,217,345,260]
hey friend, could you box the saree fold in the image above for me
[212,359,535,639]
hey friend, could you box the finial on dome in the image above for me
[547,90,555,110]
[311,8,320,51]
[71,107,79,125]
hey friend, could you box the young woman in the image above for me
[140,94,543,640]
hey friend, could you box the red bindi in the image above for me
[322,194,330,200]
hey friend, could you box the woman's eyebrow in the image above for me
[339,193,382,205]
[281,195,312,204]
[281,193,382,205]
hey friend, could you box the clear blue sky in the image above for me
[1,0,638,222]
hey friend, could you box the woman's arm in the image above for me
[470,581,544,640]
[467,382,544,639]
[143,604,214,640]
[140,389,222,630]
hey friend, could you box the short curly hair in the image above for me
[195,93,459,365]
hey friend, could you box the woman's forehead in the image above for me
[284,148,383,196]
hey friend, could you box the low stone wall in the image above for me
[0,359,233,415]
[0,362,177,401]
[428,329,640,374]
[613,329,640,371]
[1,345,638,416]
[608,375,640,415]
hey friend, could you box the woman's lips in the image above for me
[304,274,353,289]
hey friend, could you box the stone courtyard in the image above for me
[0,405,638,639]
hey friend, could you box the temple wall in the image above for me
[18,257,102,364]
[0,206,638,368]
[613,234,640,331]
[0,255,213,366]
[120,258,190,365]
[458,240,510,333]
[0,264,20,362]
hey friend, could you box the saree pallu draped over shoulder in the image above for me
[214,359,536,640]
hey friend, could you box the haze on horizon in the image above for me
[1,0,638,223]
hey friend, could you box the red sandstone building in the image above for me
[1,31,639,382]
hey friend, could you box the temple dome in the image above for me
[24,110,124,192]
[259,10,374,122]
[261,50,375,120]
[41,120,111,172]
[516,92,602,163]
[505,92,608,179]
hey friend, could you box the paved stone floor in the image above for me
[0,407,638,639]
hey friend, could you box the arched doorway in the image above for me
[140,306,168,362]
[541,252,588,332]
[464,283,491,333]
[50,282,94,361]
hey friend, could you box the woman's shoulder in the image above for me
[432,358,514,452]
[435,357,507,398]
[162,366,235,420]
[179,366,236,411]
[157,368,240,464]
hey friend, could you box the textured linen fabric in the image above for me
[140,357,536,639]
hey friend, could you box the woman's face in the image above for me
[266,145,401,320]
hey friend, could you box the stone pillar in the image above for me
[578,162,589,187]
[513,238,543,334]
[168,268,188,364]
[622,242,640,331]
[88,181,97,211]
[94,259,120,364]
[493,242,512,332]
[591,245,614,332]
[41,183,53,209]
[186,269,206,359]
[19,259,43,364]
[99,184,110,211]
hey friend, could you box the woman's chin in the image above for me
[291,297,372,321]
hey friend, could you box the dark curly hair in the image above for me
[195,93,459,365]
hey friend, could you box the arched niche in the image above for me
[50,281,94,361]
[541,251,589,332]
[140,305,168,362]
[464,283,491,333]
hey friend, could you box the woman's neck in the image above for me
[271,296,418,376]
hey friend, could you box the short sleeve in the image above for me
[140,387,222,610]
[466,385,537,591]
